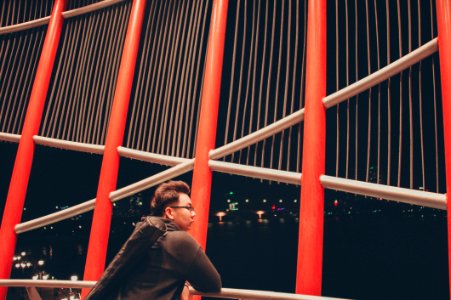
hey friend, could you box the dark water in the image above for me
[11,212,449,300]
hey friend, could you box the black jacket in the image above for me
[85,217,221,300]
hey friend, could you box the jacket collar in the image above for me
[142,216,180,231]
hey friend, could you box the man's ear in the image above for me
[164,207,174,219]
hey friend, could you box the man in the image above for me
[86,180,221,299]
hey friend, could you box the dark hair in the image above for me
[150,180,190,216]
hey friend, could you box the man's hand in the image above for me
[180,283,191,300]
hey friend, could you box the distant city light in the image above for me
[245,199,250,203]
[216,211,226,222]
[229,191,234,195]
[38,260,45,266]
[227,199,231,203]
[262,199,267,203]
[42,274,49,280]
[293,199,298,203]
[20,252,26,256]
[279,199,283,203]
[256,210,264,219]
[70,275,78,281]
[229,202,239,211]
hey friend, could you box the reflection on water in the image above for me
[10,212,449,300]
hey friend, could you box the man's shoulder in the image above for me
[167,230,196,242]
[165,231,200,250]
[142,216,167,230]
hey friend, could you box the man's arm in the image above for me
[185,246,222,293]
[170,232,222,293]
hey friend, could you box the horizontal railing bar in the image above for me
[62,0,126,19]
[33,136,104,154]
[0,280,348,300]
[15,161,193,233]
[209,160,445,209]
[0,132,21,143]
[118,146,191,166]
[191,287,350,300]
[0,0,124,35]
[320,175,446,210]
[323,38,438,108]
[210,108,305,160]
[15,199,96,234]
[0,17,50,35]
[209,160,301,185]
[0,279,95,289]
[109,160,195,202]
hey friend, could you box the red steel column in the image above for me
[82,0,146,295]
[436,0,451,297]
[296,0,327,295]
[0,1,66,299]
[190,0,229,249]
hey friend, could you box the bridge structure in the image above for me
[0,0,451,299]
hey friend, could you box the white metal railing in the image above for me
[14,161,446,234]
[209,160,302,185]
[14,161,194,234]
[0,0,126,35]
[0,17,50,35]
[210,109,305,160]
[62,0,126,19]
[109,159,194,202]
[118,146,191,166]
[323,38,438,108]
[33,136,105,154]
[320,175,446,210]
[15,199,96,234]
[190,287,350,300]
[0,279,95,289]
[4,36,443,235]
[0,132,21,143]
[209,38,438,161]
[0,280,350,300]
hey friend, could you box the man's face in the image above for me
[165,193,196,231]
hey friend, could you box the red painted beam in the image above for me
[0,1,66,299]
[190,0,229,249]
[435,0,451,297]
[296,0,327,295]
[82,0,146,297]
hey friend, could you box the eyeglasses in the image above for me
[170,205,195,212]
